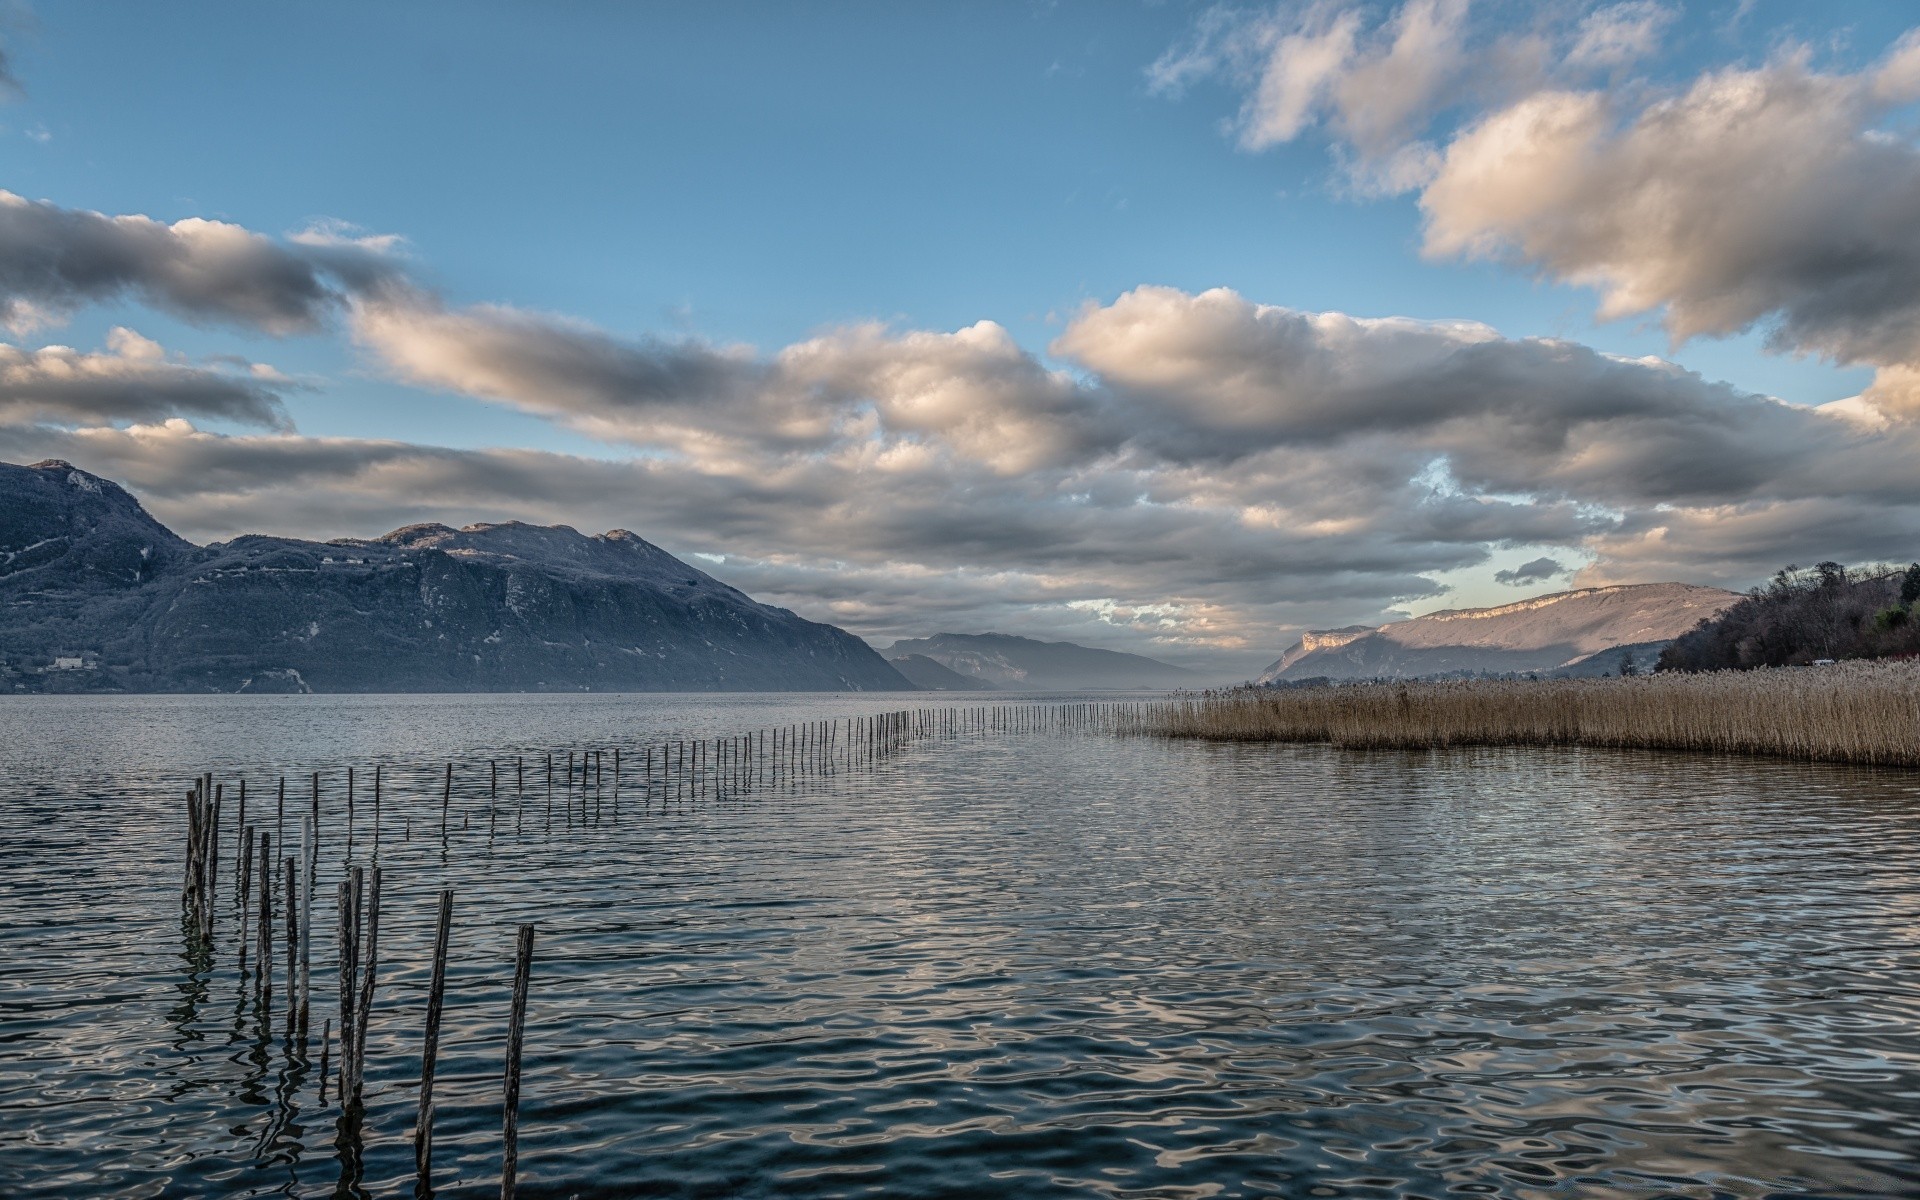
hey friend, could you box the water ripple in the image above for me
[1,694,1918,1197]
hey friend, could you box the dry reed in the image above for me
[1144,660,1920,767]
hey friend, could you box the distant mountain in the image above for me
[886,632,1196,690]
[0,459,909,693]
[1259,583,1741,683]
[888,653,997,691]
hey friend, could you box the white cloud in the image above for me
[0,329,290,429]
[1159,7,1920,425]
[1420,46,1920,415]
[0,191,402,334]
[1565,2,1674,71]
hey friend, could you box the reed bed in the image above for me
[1141,660,1920,767]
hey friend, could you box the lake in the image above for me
[2,693,1918,1198]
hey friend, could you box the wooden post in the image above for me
[255,833,272,1008]
[235,785,247,899]
[352,866,382,1103]
[319,1016,332,1105]
[238,825,255,971]
[416,888,453,1186]
[299,813,314,1037]
[502,922,536,1200]
[206,784,221,943]
[338,871,360,1103]
[283,854,297,1034]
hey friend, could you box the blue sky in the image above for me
[10,1,1893,408]
[5,1,1920,675]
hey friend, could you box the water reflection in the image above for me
[0,695,1917,1197]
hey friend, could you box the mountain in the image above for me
[885,632,1197,690]
[0,459,909,693]
[887,653,998,691]
[1258,583,1741,683]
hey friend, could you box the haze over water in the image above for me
[3,694,1918,1198]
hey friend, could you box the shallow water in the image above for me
[2,693,1919,1198]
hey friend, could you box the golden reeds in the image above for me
[1142,660,1920,767]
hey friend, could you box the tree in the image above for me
[1658,559,1920,670]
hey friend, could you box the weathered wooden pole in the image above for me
[319,1016,333,1105]
[238,825,255,971]
[351,866,382,1102]
[235,786,248,899]
[502,922,536,1200]
[283,854,298,1036]
[299,813,315,1038]
[416,888,453,1187]
[255,832,272,1008]
[338,873,360,1102]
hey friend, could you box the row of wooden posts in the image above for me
[184,775,538,1196]
[179,701,1153,1194]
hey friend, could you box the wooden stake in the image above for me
[501,922,535,1200]
[338,874,359,1102]
[255,833,272,1008]
[319,1016,332,1105]
[416,888,453,1186]
[352,866,382,1102]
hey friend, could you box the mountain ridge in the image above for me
[1260,583,1740,682]
[0,459,909,693]
[887,653,998,691]
[887,632,1196,691]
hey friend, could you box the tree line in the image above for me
[1658,562,1920,672]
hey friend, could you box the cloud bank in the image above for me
[0,191,397,334]
[5,158,1920,671]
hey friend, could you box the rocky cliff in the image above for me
[0,459,909,693]
[1259,583,1741,682]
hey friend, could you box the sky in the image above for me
[4,0,1920,679]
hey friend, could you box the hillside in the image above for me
[1660,562,1920,671]
[0,459,909,693]
[888,653,997,691]
[1259,583,1740,682]
[886,632,1196,690]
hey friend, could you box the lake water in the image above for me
[2,693,1919,1198]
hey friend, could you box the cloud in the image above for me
[0,191,401,334]
[0,328,290,429]
[1157,7,1920,420]
[1148,1,1666,191]
[349,287,776,447]
[349,288,1114,473]
[1051,284,1861,515]
[1565,2,1674,71]
[1494,555,1566,585]
[1423,49,1920,376]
